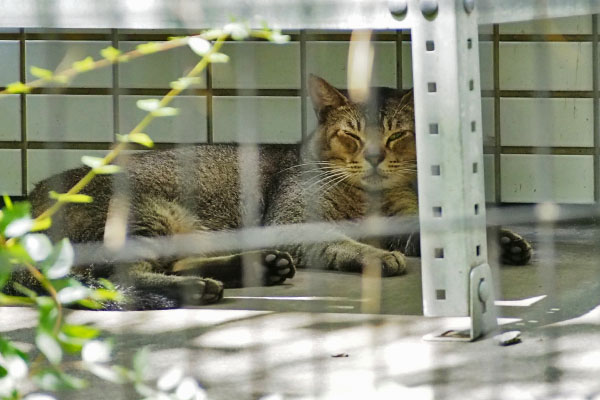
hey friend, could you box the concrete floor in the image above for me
[2,223,600,399]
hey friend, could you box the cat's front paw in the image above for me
[180,277,224,305]
[262,250,296,285]
[335,247,407,277]
[499,228,532,265]
[371,250,407,277]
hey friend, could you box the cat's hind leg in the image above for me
[109,261,224,310]
[171,250,295,288]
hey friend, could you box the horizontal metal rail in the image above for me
[1,0,599,30]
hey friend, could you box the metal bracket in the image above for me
[424,263,498,341]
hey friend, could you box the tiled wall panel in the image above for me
[0,150,22,195]
[27,149,108,189]
[119,41,207,89]
[119,95,208,143]
[500,15,592,35]
[500,98,593,147]
[0,41,20,87]
[0,22,595,204]
[212,42,300,89]
[499,42,592,91]
[213,96,301,143]
[500,155,594,204]
[25,41,112,88]
[27,95,113,142]
[0,95,21,141]
[306,41,397,89]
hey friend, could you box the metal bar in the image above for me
[2,0,600,29]
[411,0,489,317]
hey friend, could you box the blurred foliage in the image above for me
[0,22,290,400]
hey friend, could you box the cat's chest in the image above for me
[322,185,418,220]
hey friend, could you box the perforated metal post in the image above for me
[411,0,497,340]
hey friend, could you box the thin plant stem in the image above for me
[34,33,229,223]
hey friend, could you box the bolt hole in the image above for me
[476,245,481,256]
[428,82,437,93]
[433,206,442,217]
[431,165,441,176]
[434,248,444,258]
[469,79,474,91]
[473,162,478,173]
[467,38,473,49]
[474,203,479,215]
[429,123,439,134]
[436,289,446,300]
[471,121,476,132]
[426,40,435,51]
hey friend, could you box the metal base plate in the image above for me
[424,263,498,342]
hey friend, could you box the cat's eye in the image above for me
[387,130,412,144]
[342,131,362,142]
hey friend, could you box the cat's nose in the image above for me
[365,153,385,167]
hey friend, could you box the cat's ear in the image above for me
[400,89,414,106]
[308,74,348,114]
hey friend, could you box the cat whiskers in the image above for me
[302,169,352,195]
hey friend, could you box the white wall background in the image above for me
[0,16,595,204]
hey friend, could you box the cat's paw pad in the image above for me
[180,277,224,305]
[499,229,532,266]
[263,250,296,285]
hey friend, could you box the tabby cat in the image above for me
[6,75,532,309]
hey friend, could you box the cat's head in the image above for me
[305,74,416,192]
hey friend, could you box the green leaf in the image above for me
[31,217,52,232]
[100,46,122,62]
[268,31,291,44]
[97,278,115,290]
[0,336,28,361]
[208,53,229,63]
[136,42,161,55]
[86,364,127,384]
[136,98,161,112]
[57,285,89,304]
[188,37,211,56]
[81,155,105,169]
[62,324,100,340]
[36,332,62,365]
[30,66,54,80]
[36,296,58,331]
[76,298,103,310]
[0,253,11,288]
[91,288,123,302]
[53,74,70,84]
[169,77,202,90]
[94,164,121,174]
[5,81,31,94]
[128,133,154,148]
[82,340,111,363]
[150,107,180,117]
[12,282,37,299]
[0,365,7,378]
[3,194,13,210]
[23,234,53,262]
[49,191,93,204]
[72,56,95,72]
[224,22,249,41]
[4,217,34,238]
[0,201,32,236]
[44,238,74,279]
[34,370,87,391]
